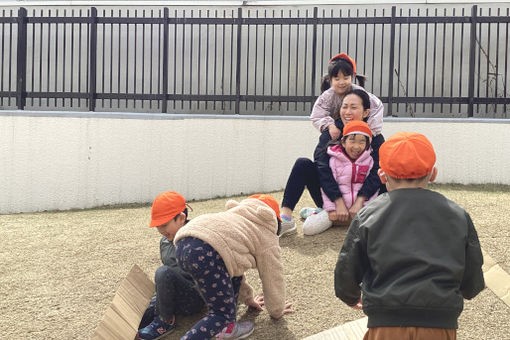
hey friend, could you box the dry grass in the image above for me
[0,184,509,340]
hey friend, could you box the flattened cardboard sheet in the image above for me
[92,264,155,340]
[303,317,367,340]
[482,249,510,307]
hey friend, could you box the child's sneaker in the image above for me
[136,316,176,340]
[216,321,254,339]
[299,207,323,219]
[302,210,333,236]
[279,216,297,237]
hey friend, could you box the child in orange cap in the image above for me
[334,132,485,340]
[302,120,378,236]
[137,191,204,340]
[173,194,294,340]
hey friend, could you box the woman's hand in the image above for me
[328,124,342,141]
[334,198,349,222]
[348,196,366,219]
[245,295,265,311]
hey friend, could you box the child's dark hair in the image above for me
[172,208,189,222]
[321,58,366,92]
[343,88,371,112]
[276,219,282,236]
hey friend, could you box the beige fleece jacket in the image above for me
[174,198,286,318]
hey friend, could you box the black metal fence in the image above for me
[0,5,509,117]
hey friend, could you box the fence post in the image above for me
[235,7,242,115]
[162,8,169,113]
[387,6,396,116]
[310,7,318,99]
[88,7,98,111]
[467,5,477,117]
[16,7,28,110]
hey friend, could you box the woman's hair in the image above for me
[321,58,366,92]
[343,88,371,112]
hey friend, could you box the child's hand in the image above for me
[328,211,338,221]
[351,298,363,310]
[272,301,295,319]
[282,301,295,315]
[328,124,342,141]
[334,198,349,222]
[245,295,264,311]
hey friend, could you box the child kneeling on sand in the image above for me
[334,132,485,340]
[137,191,205,340]
[174,194,294,340]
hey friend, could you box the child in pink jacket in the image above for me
[303,120,378,235]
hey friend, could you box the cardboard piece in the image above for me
[303,317,368,340]
[482,249,510,307]
[92,264,155,340]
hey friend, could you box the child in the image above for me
[302,120,377,236]
[280,53,384,234]
[136,191,205,340]
[174,194,294,339]
[334,132,485,340]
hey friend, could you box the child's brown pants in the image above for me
[363,327,456,340]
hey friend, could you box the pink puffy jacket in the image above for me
[321,144,378,211]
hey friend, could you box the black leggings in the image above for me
[281,157,323,211]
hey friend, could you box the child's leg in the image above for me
[176,237,239,340]
[153,265,204,320]
[281,157,323,212]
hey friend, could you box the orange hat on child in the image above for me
[248,194,282,221]
[343,120,372,138]
[379,132,436,179]
[329,53,357,75]
[150,191,186,227]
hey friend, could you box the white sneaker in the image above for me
[299,207,323,219]
[302,210,333,236]
[279,218,297,237]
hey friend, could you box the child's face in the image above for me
[340,93,370,125]
[155,213,186,241]
[342,134,367,160]
[331,71,352,96]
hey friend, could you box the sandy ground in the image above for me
[0,184,509,340]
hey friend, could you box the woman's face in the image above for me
[330,71,352,96]
[340,93,370,125]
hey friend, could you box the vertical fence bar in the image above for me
[162,8,169,113]
[467,5,477,117]
[387,6,396,116]
[311,7,317,99]
[16,7,28,110]
[235,7,242,114]
[88,7,97,111]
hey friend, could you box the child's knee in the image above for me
[155,265,178,283]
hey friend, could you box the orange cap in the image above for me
[329,53,357,75]
[149,191,186,227]
[379,132,436,179]
[248,194,282,222]
[343,120,372,138]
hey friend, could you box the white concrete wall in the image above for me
[1,111,509,213]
